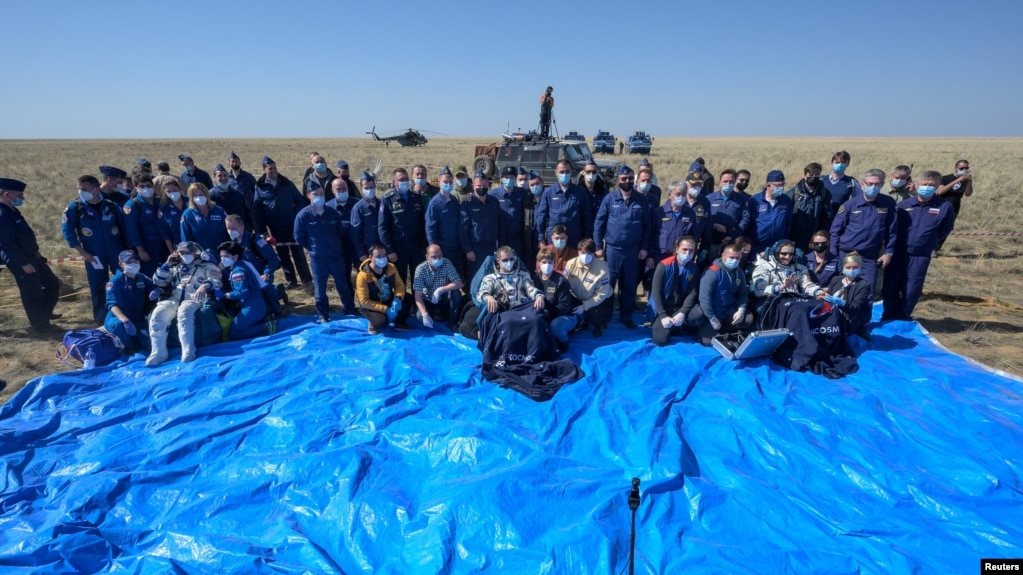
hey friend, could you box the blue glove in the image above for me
[214,289,226,299]
[122,319,136,337]
[149,289,160,301]
[824,294,845,307]
[386,299,401,321]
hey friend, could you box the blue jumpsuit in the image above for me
[294,205,355,319]
[652,198,713,260]
[326,195,361,277]
[221,262,269,340]
[535,183,594,246]
[497,187,529,263]
[180,206,230,255]
[829,193,897,299]
[593,189,651,321]
[706,190,751,245]
[210,184,252,229]
[181,167,214,189]
[159,198,187,246]
[425,192,464,273]
[882,195,955,320]
[350,198,381,261]
[62,198,127,323]
[104,270,156,352]
[123,195,169,276]
[252,175,311,285]
[459,194,502,281]
[378,191,426,324]
[747,191,793,254]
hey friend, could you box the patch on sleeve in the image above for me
[231,270,245,282]
[256,237,268,247]
[837,205,845,214]
[105,282,114,292]
[123,205,132,215]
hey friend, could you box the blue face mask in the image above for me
[917,185,936,199]
[502,178,514,189]
[13,197,24,207]
[441,183,454,194]
[314,162,327,173]
[553,239,567,250]
[863,185,880,198]
[721,184,734,194]
[843,268,861,279]
[337,192,349,203]
[530,185,543,195]
[672,196,685,207]
[557,173,571,186]
[413,178,427,187]
[312,196,325,207]
[832,163,847,174]
[891,178,905,189]
[397,181,410,193]
[722,257,740,270]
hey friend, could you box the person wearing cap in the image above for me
[227,152,258,204]
[523,170,545,272]
[252,156,312,288]
[453,166,472,202]
[747,170,793,255]
[0,178,62,334]
[351,171,382,262]
[881,170,955,321]
[459,169,503,281]
[412,165,440,202]
[356,244,407,335]
[104,250,159,353]
[147,241,223,366]
[425,167,464,278]
[578,158,608,220]
[536,159,594,247]
[303,152,337,202]
[326,178,361,280]
[696,243,753,346]
[648,236,705,347]
[98,165,131,207]
[179,154,214,189]
[515,167,530,192]
[497,165,529,272]
[210,164,252,229]
[636,166,662,210]
[63,174,128,323]
[829,168,897,300]
[294,181,356,322]
[412,244,463,329]
[378,167,427,327]
[707,169,751,262]
[593,164,651,329]
[823,151,861,223]
[694,158,715,197]
[638,158,663,195]
[786,162,834,250]
[123,173,171,277]
[335,160,360,199]
[215,241,270,340]
[135,158,153,176]
[158,180,188,247]
[824,251,871,337]
[153,161,186,199]
[180,183,230,255]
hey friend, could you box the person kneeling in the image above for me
[216,241,270,340]
[649,236,705,347]
[697,243,753,346]
[533,247,576,352]
[356,244,406,335]
[105,250,160,354]
[412,244,463,330]
[563,238,613,336]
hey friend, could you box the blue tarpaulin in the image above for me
[1,307,1021,573]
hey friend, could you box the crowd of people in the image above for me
[0,150,969,366]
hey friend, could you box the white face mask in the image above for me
[193,196,208,206]
[124,263,141,276]
[228,229,241,240]
[167,192,182,202]
[138,187,154,199]
[676,252,693,265]
[180,254,195,265]
[580,253,594,265]
[364,187,377,199]
[220,256,235,268]
[500,260,515,272]
[540,262,554,276]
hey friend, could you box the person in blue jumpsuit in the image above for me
[252,156,311,287]
[0,178,62,334]
[179,154,214,189]
[535,159,594,246]
[747,170,793,254]
[158,180,188,247]
[459,170,503,282]
[227,152,257,228]
[828,168,897,300]
[706,168,751,259]
[104,250,159,352]
[180,183,229,256]
[325,178,360,295]
[351,171,382,262]
[63,174,127,323]
[882,170,955,321]
[823,151,861,223]
[652,176,713,262]
[497,165,529,270]
[210,163,252,229]
[295,181,355,321]
[225,213,285,315]
[425,166,464,279]
[378,167,426,327]
[216,242,269,340]
[98,165,131,207]
[593,165,651,329]
[122,173,171,277]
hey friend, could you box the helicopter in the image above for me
[366,127,431,147]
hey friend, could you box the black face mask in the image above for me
[475,188,488,196]
[812,243,829,254]
[619,182,634,192]
[736,182,749,191]
[805,176,820,185]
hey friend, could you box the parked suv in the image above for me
[593,130,616,154]
[473,133,622,183]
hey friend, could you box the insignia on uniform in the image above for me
[661,217,670,222]
[82,227,93,237]
[852,210,862,214]
[682,217,691,224]
[123,205,132,215]
[61,213,67,223]
[877,208,888,214]
[553,196,562,201]
[231,270,245,281]
[928,208,941,214]
[105,282,114,291]
[695,206,705,214]
[112,228,119,235]
[837,205,845,213]
[546,286,556,294]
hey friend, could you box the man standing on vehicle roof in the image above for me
[539,86,554,138]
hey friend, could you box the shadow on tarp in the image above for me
[0,309,1021,574]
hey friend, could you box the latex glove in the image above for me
[148,289,160,301]
[710,317,722,330]
[660,316,674,329]
[671,312,685,327]
[122,319,136,337]
[825,295,846,307]
[572,305,585,316]
[732,309,745,324]
[432,288,444,304]
[422,314,434,329]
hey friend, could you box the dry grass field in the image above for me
[2,137,1022,404]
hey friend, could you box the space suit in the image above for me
[146,243,222,366]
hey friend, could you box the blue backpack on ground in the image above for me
[56,328,124,368]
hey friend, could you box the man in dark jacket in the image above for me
[649,236,705,346]
[252,156,311,287]
[787,163,834,250]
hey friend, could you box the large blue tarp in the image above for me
[1,307,1021,574]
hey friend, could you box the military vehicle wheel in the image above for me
[473,155,496,178]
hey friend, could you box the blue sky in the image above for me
[2,0,1020,138]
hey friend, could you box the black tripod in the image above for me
[628,478,640,575]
